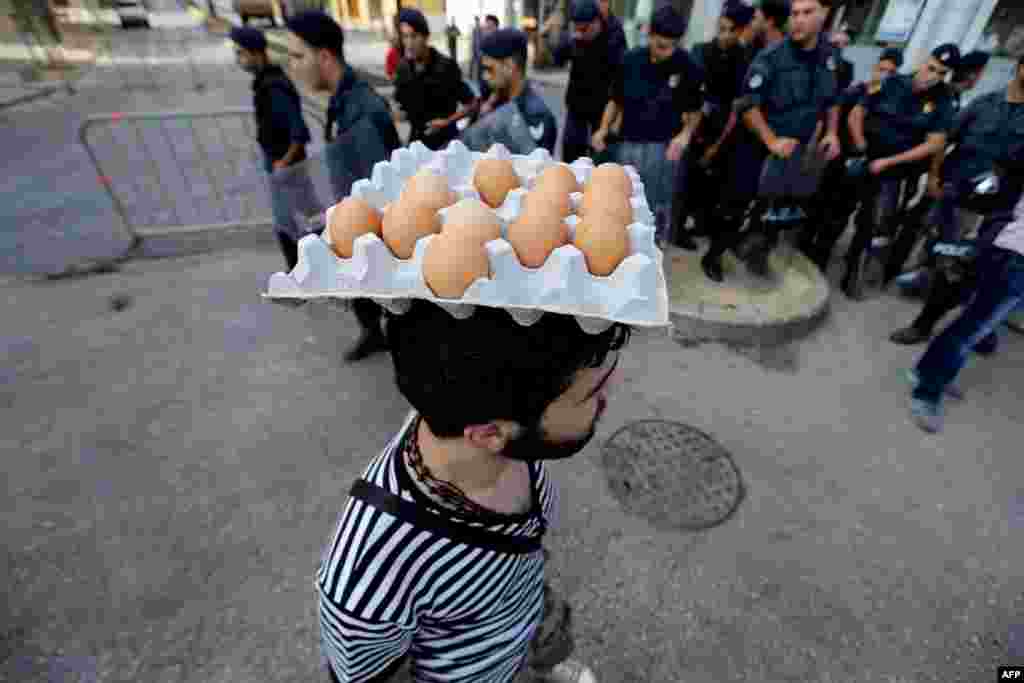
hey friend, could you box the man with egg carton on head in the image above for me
[461,28,559,156]
[269,122,670,683]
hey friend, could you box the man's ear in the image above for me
[464,421,518,452]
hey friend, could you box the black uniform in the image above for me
[552,13,627,164]
[841,72,955,296]
[703,35,839,280]
[394,47,476,150]
[671,38,750,243]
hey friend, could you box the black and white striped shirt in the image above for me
[316,411,560,682]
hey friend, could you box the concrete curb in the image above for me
[667,246,832,348]
[0,84,59,111]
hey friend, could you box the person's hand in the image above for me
[426,119,449,135]
[272,159,287,171]
[819,132,841,162]
[591,128,609,153]
[542,14,562,34]
[699,143,720,168]
[666,134,689,162]
[768,137,799,159]
[869,158,890,175]
[927,176,944,199]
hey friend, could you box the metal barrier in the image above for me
[79,104,327,245]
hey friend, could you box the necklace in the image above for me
[404,416,501,518]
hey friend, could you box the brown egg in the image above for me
[585,163,633,198]
[402,169,457,212]
[574,218,630,276]
[473,158,521,208]
[326,197,382,259]
[382,197,442,259]
[534,163,580,197]
[524,181,572,218]
[441,198,503,246]
[577,191,633,226]
[508,201,570,268]
[423,232,491,299]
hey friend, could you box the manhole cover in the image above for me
[602,420,745,532]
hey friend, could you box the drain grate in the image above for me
[601,420,745,532]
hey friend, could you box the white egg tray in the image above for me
[262,140,670,335]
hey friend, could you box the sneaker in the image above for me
[909,398,944,434]
[539,659,598,683]
[905,369,964,401]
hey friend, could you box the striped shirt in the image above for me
[316,411,560,682]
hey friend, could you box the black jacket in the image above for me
[254,65,306,170]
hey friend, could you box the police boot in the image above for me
[840,257,864,301]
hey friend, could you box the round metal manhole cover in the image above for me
[602,420,745,532]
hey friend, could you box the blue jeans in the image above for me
[913,246,1024,404]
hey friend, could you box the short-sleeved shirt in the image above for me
[316,411,560,683]
[860,73,954,160]
[253,65,311,173]
[554,15,628,121]
[736,37,839,144]
[692,40,749,129]
[515,82,559,154]
[611,46,704,144]
[946,90,1024,184]
[394,47,476,145]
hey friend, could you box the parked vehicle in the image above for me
[116,0,150,28]
[234,0,276,25]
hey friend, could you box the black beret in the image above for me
[398,8,430,36]
[480,28,528,59]
[879,47,903,68]
[649,4,686,39]
[229,26,267,52]
[723,3,755,27]
[931,43,961,69]
[286,11,345,52]
[570,0,600,23]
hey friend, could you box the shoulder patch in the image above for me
[749,73,764,90]
[668,74,680,89]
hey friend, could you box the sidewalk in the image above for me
[2,241,1022,682]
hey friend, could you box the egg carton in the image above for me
[262,140,669,335]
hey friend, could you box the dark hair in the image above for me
[485,14,500,26]
[385,300,631,438]
[760,0,790,29]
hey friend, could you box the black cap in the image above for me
[398,7,430,36]
[723,3,755,27]
[879,47,903,68]
[229,26,267,52]
[286,11,345,53]
[480,28,528,59]
[649,4,686,39]
[570,0,600,23]
[931,43,961,69]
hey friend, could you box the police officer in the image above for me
[542,0,627,164]
[701,0,841,283]
[230,27,317,271]
[890,56,1024,346]
[671,2,754,249]
[393,8,478,151]
[743,0,788,59]
[474,28,559,154]
[287,10,402,363]
[842,43,959,299]
[590,5,703,243]
[884,50,994,288]
[798,47,903,272]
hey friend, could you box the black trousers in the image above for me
[352,297,385,337]
[275,230,299,271]
[798,158,859,269]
